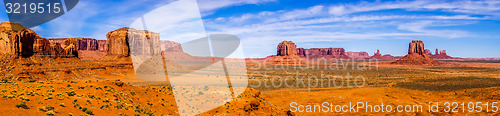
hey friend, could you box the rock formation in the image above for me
[297,48,350,59]
[160,40,183,52]
[277,41,298,56]
[369,49,395,60]
[49,38,99,51]
[430,49,453,59]
[0,21,77,58]
[106,28,130,56]
[408,40,425,55]
[424,49,432,55]
[267,41,303,65]
[105,27,161,57]
[98,40,107,52]
[77,38,99,51]
[373,49,382,57]
[370,49,383,59]
[440,50,446,55]
[393,40,440,65]
[345,52,369,59]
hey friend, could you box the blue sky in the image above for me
[1,0,499,58]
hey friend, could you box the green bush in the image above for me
[67,90,76,96]
[45,111,55,115]
[16,101,29,109]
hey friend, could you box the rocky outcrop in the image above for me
[128,28,161,56]
[369,49,395,60]
[393,40,439,65]
[160,40,183,52]
[273,40,350,60]
[297,48,350,59]
[105,27,161,57]
[440,50,447,55]
[267,41,302,65]
[98,40,107,52]
[77,38,98,51]
[48,38,99,51]
[277,41,298,56]
[408,40,425,55]
[0,21,77,58]
[345,52,369,59]
[370,49,383,59]
[106,28,130,56]
[424,49,432,55]
[429,49,453,59]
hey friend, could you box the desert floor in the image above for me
[0,58,499,116]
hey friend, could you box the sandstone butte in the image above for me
[266,40,303,65]
[297,47,350,59]
[393,40,441,65]
[105,27,161,57]
[276,40,351,59]
[0,21,77,58]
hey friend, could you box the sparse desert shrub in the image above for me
[74,103,82,109]
[47,88,55,92]
[100,104,110,109]
[5,95,15,98]
[67,90,76,96]
[46,104,54,111]
[27,80,37,83]
[82,108,93,115]
[45,111,55,115]
[16,101,29,109]
[19,96,30,101]
[44,96,53,100]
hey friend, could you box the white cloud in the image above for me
[197,0,276,16]
[327,0,500,16]
[201,1,495,57]
[397,21,470,38]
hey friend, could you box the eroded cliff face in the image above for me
[345,52,370,59]
[77,38,99,51]
[106,28,130,56]
[297,48,350,59]
[408,40,425,55]
[98,40,107,52]
[161,40,183,52]
[0,21,77,58]
[277,41,298,57]
[105,27,161,57]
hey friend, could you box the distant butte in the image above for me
[392,40,441,65]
